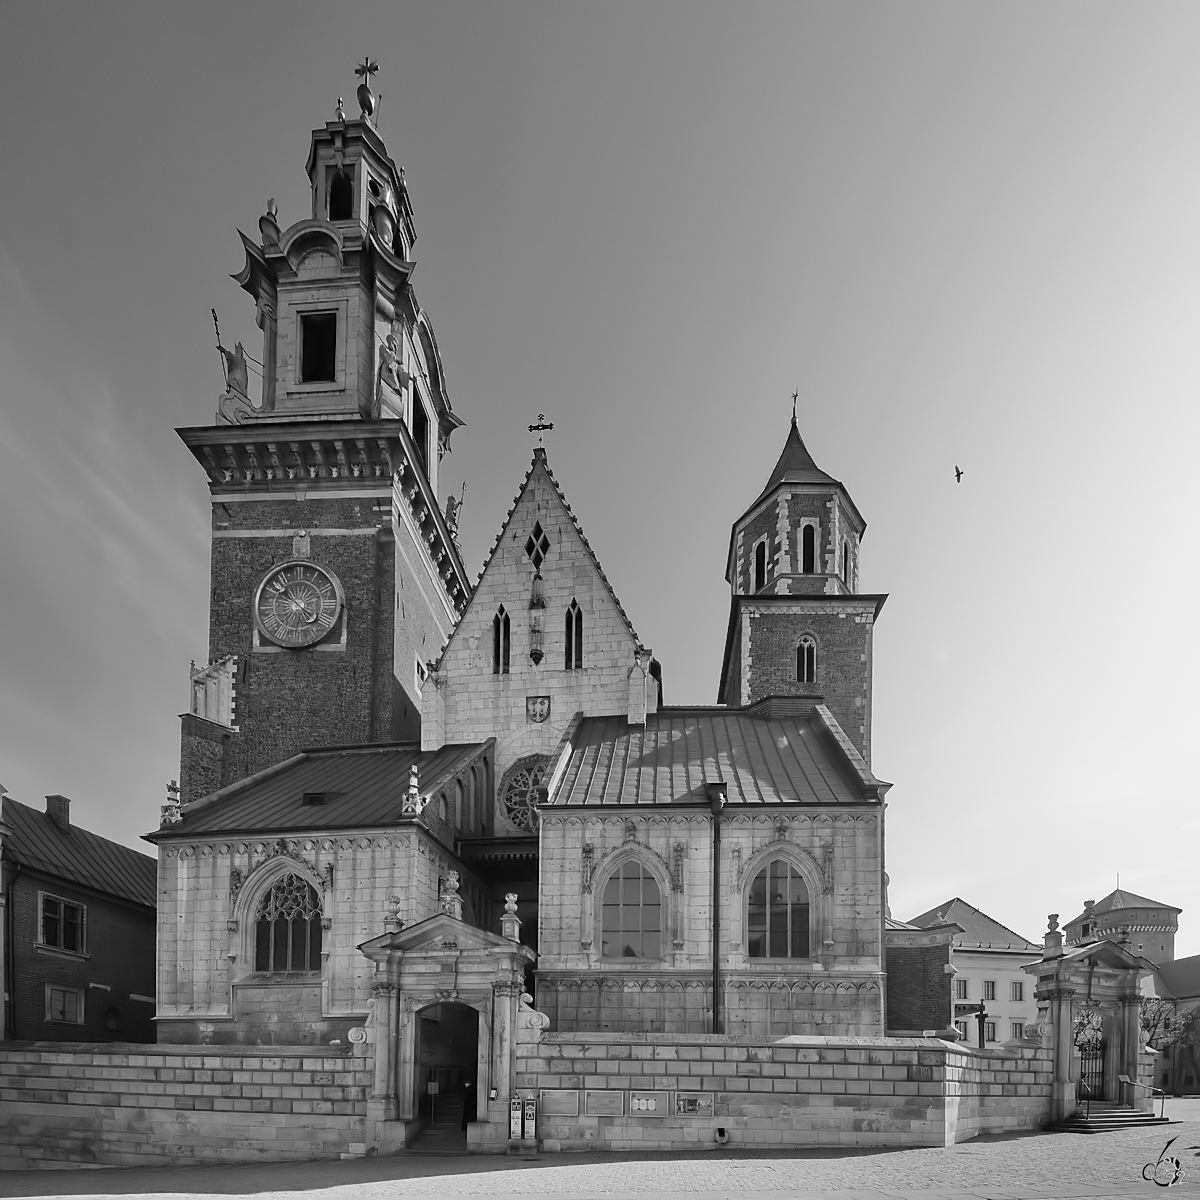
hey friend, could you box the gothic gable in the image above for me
[423,450,645,814]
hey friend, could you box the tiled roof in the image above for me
[147,742,490,839]
[1066,888,1182,926]
[2,797,157,909]
[546,704,888,808]
[908,898,1039,952]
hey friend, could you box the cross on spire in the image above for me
[529,413,554,447]
[791,389,799,423]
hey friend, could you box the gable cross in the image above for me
[528,413,554,447]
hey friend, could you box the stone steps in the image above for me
[407,1094,467,1154]
[1048,1103,1171,1134]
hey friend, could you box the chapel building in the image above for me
[149,80,894,1143]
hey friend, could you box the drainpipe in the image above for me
[708,783,727,1034]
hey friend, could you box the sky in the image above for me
[1,2,1198,957]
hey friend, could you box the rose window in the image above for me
[500,755,550,830]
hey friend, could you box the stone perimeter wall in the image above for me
[0,1042,371,1171]
[515,1031,1053,1150]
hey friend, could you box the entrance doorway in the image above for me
[411,1002,480,1150]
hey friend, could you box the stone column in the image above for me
[1118,994,1146,1110]
[368,982,399,1122]
[1043,984,1078,1122]
[492,980,520,1104]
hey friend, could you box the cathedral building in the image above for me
[149,76,896,1148]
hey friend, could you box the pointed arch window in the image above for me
[801,524,816,574]
[747,860,810,959]
[254,874,322,973]
[493,606,510,674]
[328,169,354,221]
[753,540,768,591]
[601,861,662,959]
[797,635,816,684]
[565,600,583,669]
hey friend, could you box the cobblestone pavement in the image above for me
[2,1102,1199,1200]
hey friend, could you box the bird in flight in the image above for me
[954,466,964,483]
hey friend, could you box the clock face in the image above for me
[254,561,344,648]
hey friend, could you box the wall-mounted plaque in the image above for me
[584,1090,624,1117]
[673,1091,714,1117]
[540,1089,580,1117]
[629,1090,670,1115]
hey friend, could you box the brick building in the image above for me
[0,793,157,1043]
[150,74,914,1151]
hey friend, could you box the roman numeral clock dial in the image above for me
[253,561,344,648]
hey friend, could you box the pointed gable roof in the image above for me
[908,897,1039,952]
[435,448,639,668]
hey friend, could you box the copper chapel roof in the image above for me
[545,702,889,808]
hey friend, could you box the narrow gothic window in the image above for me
[601,862,662,959]
[802,524,816,574]
[841,542,850,586]
[797,635,816,684]
[493,606,510,674]
[754,540,767,591]
[565,601,583,669]
[747,860,810,959]
[328,169,353,221]
[254,874,322,973]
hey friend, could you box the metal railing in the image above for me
[1118,1073,1167,1119]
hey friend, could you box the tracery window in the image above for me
[565,600,583,669]
[601,861,662,959]
[493,606,510,674]
[499,755,550,831]
[254,874,322,973]
[747,860,810,959]
[801,523,816,574]
[797,635,817,685]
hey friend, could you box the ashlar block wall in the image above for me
[537,808,884,1037]
[156,825,474,1043]
[0,1043,370,1170]
[514,1030,1053,1151]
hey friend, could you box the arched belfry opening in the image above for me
[413,1002,479,1148]
[328,169,354,221]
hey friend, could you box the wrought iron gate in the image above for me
[1079,1042,1104,1103]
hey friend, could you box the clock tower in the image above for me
[177,69,472,804]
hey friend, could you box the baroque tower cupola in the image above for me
[719,413,885,764]
[175,65,472,804]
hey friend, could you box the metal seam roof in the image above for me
[2,798,157,909]
[545,710,878,808]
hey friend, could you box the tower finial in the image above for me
[791,389,798,424]
[529,413,554,448]
[355,57,379,118]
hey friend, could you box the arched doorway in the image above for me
[412,1002,480,1148]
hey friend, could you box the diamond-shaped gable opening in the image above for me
[525,522,550,569]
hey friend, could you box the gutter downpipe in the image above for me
[708,783,727,1035]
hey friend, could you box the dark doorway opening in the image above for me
[411,1002,479,1151]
